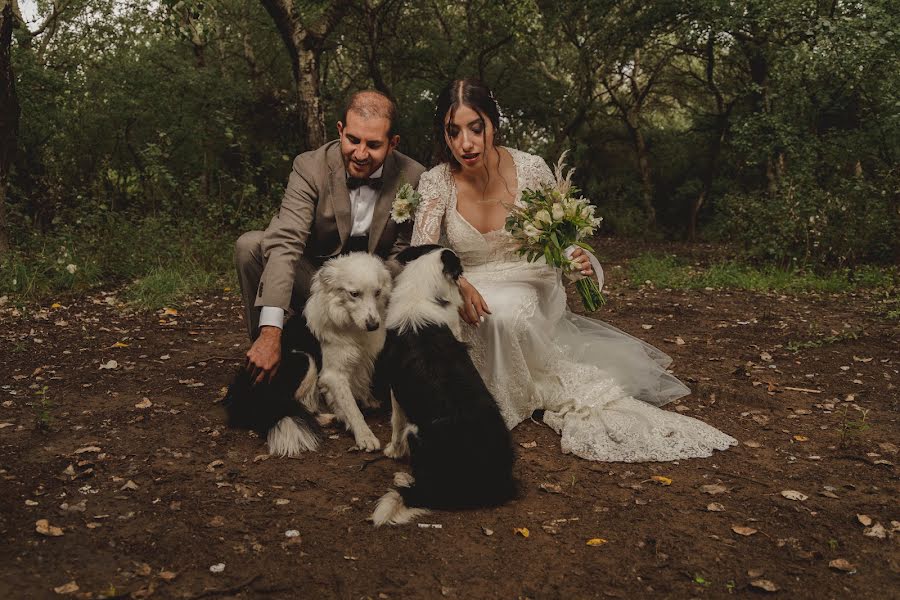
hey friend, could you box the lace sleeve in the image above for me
[532,153,556,188]
[411,167,449,245]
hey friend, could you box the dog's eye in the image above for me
[374,290,381,298]
[348,290,360,298]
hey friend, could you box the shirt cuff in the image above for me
[258,306,285,330]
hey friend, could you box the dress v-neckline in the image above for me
[450,148,522,237]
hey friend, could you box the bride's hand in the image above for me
[458,277,491,325]
[570,247,594,277]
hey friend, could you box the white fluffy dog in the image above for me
[225,252,392,456]
[303,252,392,451]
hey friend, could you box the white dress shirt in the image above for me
[259,165,383,330]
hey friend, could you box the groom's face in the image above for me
[337,112,399,179]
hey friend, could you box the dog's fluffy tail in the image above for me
[267,415,320,456]
[371,488,430,527]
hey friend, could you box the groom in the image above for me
[235,90,426,384]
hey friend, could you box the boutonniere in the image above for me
[390,183,422,224]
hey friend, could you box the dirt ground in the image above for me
[1,240,898,599]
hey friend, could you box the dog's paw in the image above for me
[383,439,409,460]
[393,471,415,487]
[353,427,381,452]
[315,413,338,427]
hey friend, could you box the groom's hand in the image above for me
[458,277,491,325]
[246,326,282,385]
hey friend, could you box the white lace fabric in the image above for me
[412,148,737,462]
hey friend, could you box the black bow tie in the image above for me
[347,176,383,190]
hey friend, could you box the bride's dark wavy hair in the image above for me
[432,78,503,171]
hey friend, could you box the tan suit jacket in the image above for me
[256,140,425,310]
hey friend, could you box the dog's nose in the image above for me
[365,318,380,332]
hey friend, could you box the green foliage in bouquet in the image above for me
[505,153,605,311]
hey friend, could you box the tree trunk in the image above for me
[0,1,20,254]
[295,43,325,149]
[628,118,656,227]
[260,0,349,151]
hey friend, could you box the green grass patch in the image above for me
[626,253,898,293]
[1,214,238,310]
[123,263,224,310]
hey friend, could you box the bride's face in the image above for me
[444,104,494,170]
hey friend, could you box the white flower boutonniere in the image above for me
[390,183,422,224]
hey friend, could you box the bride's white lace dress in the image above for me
[412,148,737,462]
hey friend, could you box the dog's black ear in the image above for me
[397,244,443,265]
[440,249,463,280]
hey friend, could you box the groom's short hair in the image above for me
[343,90,398,138]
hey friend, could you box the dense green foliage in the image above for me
[2,0,898,301]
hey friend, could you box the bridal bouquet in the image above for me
[390,183,422,224]
[505,152,605,311]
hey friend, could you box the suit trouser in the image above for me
[234,231,319,341]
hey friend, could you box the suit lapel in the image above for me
[368,152,399,252]
[327,145,352,247]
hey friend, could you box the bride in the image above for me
[411,79,736,462]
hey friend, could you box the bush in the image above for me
[710,174,898,267]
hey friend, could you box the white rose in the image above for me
[523,224,541,240]
[534,209,552,225]
[551,203,564,221]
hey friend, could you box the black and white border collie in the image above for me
[371,245,516,526]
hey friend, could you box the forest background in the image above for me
[0,0,897,306]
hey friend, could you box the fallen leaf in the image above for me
[780,490,808,501]
[513,527,530,538]
[731,525,758,536]
[53,581,79,594]
[35,519,64,537]
[481,526,494,536]
[675,337,685,345]
[750,579,779,593]
[706,502,725,512]
[284,529,300,538]
[701,483,728,495]
[743,440,762,448]
[650,475,672,486]
[864,523,886,539]
[51,303,62,309]
[207,459,224,472]
[586,538,608,546]
[828,558,856,573]
[793,435,809,442]
[120,480,138,491]
[747,568,764,578]
[134,398,152,409]
[159,571,177,581]
[209,515,225,527]
[135,563,152,577]
[519,441,537,449]
[641,324,653,330]
[760,351,773,362]
[539,482,563,494]
[112,342,129,348]
[209,563,225,573]
[162,308,179,316]
[99,360,118,370]
[274,498,290,506]
[856,514,872,527]
[74,446,101,454]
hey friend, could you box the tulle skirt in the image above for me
[460,260,737,462]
